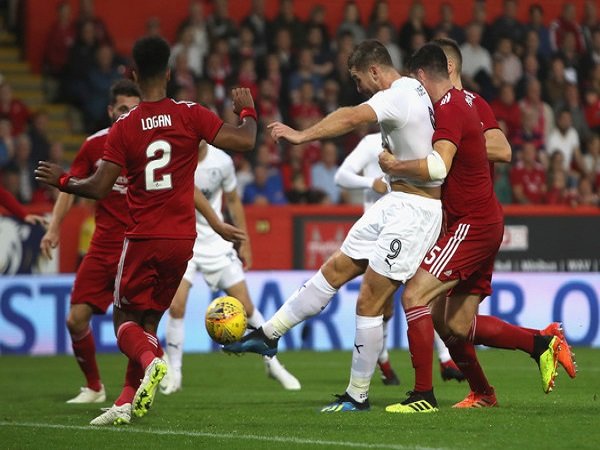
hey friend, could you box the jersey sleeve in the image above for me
[221,154,237,193]
[103,122,126,167]
[0,186,26,220]
[69,140,94,178]
[365,89,409,128]
[336,137,380,189]
[474,95,499,131]
[188,103,224,143]
[433,103,462,148]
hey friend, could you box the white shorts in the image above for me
[340,191,442,282]
[182,235,245,292]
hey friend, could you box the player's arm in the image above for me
[40,192,75,260]
[484,128,512,163]
[212,88,257,151]
[378,139,456,182]
[224,188,252,270]
[34,160,120,200]
[194,187,246,243]
[268,104,377,144]
[335,145,387,194]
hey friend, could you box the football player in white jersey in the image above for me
[161,141,301,394]
[335,132,465,384]
[225,40,444,411]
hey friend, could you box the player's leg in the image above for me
[377,295,400,385]
[430,294,465,382]
[162,277,192,394]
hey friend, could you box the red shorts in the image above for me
[113,238,194,312]
[420,219,503,297]
[71,242,123,313]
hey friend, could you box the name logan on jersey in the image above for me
[141,114,172,130]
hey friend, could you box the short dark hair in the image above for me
[132,36,170,80]
[432,37,462,72]
[348,39,394,72]
[109,79,141,105]
[407,43,449,80]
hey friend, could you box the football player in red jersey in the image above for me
[40,79,141,404]
[35,36,257,426]
[0,186,46,224]
[380,44,574,413]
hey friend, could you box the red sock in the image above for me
[71,328,102,392]
[519,326,539,335]
[444,336,493,395]
[472,315,534,354]
[117,322,156,369]
[144,331,164,357]
[405,306,434,392]
[115,359,144,406]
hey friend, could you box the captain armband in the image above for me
[426,150,447,181]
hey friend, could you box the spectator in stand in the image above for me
[31,141,65,205]
[519,78,555,148]
[584,89,600,134]
[84,45,122,132]
[242,0,269,58]
[494,37,522,85]
[549,3,586,55]
[27,110,51,163]
[0,118,14,165]
[331,43,361,107]
[289,81,323,132]
[310,140,346,204]
[575,176,599,206]
[544,56,569,107]
[75,0,113,46]
[43,2,76,102]
[375,24,402,70]
[522,30,547,76]
[490,83,522,142]
[470,0,494,53]
[170,25,205,79]
[288,48,324,104]
[367,1,396,40]
[581,28,600,82]
[0,82,30,136]
[336,1,366,44]
[556,31,582,76]
[176,1,208,65]
[1,163,21,201]
[516,53,541,99]
[510,141,547,204]
[257,78,282,133]
[243,164,287,205]
[7,134,35,203]
[269,0,306,50]
[582,0,598,51]
[321,79,341,116]
[237,24,257,62]
[433,2,465,45]
[493,163,512,204]
[167,52,197,101]
[526,4,552,61]
[65,20,98,110]
[545,162,576,205]
[489,0,525,50]
[145,16,162,38]
[460,22,492,93]
[272,27,293,88]
[280,144,311,194]
[513,109,545,154]
[555,83,592,143]
[237,57,259,100]
[306,25,334,79]
[398,1,431,55]
[204,42,232,109]
[285,172,326,204]
[546,109,585,180]
[207,0,238,50]
[582,134,600,187]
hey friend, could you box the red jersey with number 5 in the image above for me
[433,88,503,225]
[103,98,223,239]
[70,128,130,247]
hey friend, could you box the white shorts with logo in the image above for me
[340,191,442,282]
[182,234,245,292]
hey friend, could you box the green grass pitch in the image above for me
[1,348,598,449]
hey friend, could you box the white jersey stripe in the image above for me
[431,224,470,277]
[113,238,129,309]
[429,223,466,276]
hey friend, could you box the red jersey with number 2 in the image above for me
[103,98,223,240]
[433,88,503,225]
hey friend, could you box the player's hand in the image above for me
[238,240,253,271]
[378,149,396,174]
[216,222,247,244]
[372,177,388,194]
[267,121,303,144]
[34,161,64,188]
[231,88,255,115]
[40,228,59,260]
[25,214,49,228]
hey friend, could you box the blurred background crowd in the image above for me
[0,0,599,208]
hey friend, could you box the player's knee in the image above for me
[401,285,424,309]
[447,320,470,340]
[66,313,89,335]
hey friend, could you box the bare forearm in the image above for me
[227,197,248,233]
[485,129,511,163]
[194,188,221,230]
[385,159,430,181]
[48,192,75,232]
[301,107,362,143]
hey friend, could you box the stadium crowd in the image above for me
[1,0,600,208]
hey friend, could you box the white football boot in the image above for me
[264,356,301,390]
[66,385,106,404]
[89,403,131,426]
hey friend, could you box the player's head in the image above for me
[347,39,395,97]
[108,79,141,123]
[132,36,171,84]
[407,43,449,93]
[431,37,462,78]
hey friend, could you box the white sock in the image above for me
[166,316,184,372]
[434,331,451,363]
[378,319,390,364]
[346,315,384,403]
[262,270,337,339]
[247,308,265,329]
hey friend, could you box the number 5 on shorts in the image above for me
[423,245,441,265]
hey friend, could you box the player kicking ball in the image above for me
[160,142,300,394]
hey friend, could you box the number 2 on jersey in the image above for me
[145,140,172,191]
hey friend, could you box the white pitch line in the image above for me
[0,421,445,450]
